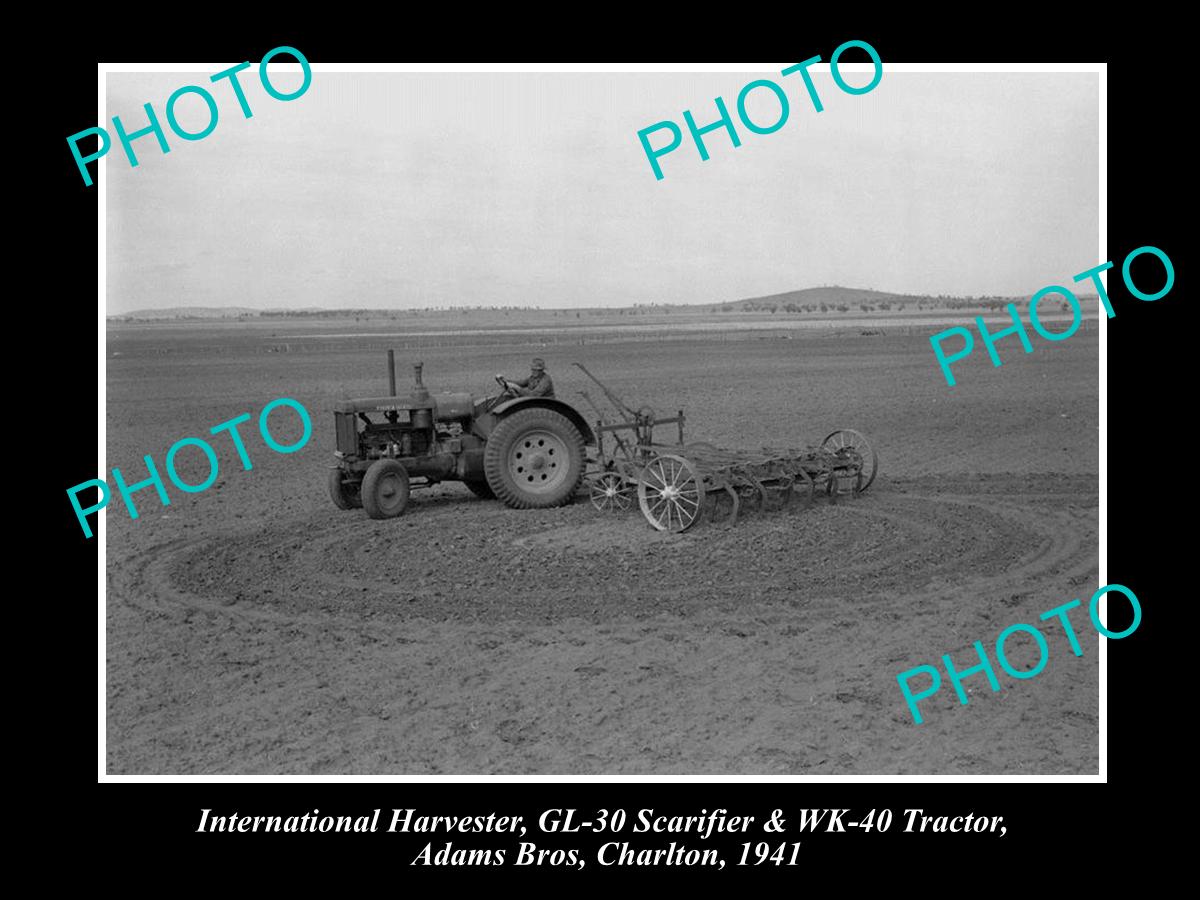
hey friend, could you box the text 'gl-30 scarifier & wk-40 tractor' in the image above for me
[328,351,595,518]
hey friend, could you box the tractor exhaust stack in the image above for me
[387,350,397,397]
[412,362,430,403]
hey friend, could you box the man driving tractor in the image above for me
[496,357,555,398]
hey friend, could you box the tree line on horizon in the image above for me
[110,292,1098,322]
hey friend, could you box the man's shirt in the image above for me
[514,372,555,397]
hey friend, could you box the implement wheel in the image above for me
[590,473,633,512]
[362,459,410,519]
[822,429,878,494]
[638,454,705,533]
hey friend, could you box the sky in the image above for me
[105,68,1100,313]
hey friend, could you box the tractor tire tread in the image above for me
[328,468,362,510]
[362,459,411,519]
[484,407,585,510]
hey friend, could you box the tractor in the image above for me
[328,351,594,518]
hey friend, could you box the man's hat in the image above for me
[531,358,546,371]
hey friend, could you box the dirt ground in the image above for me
[104,322,1100,774]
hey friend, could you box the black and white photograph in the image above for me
[97,61,1104,776]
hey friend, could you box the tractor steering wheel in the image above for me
[495,375,520,399]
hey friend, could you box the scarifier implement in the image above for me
[328,351,593,519]
[577,364,878,533]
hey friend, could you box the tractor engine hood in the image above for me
[335,391,475,421]
[433,392,474,421]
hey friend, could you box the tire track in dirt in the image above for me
[108,474,1096,631]
[103,330,1100,774]
[106,474,1097,774]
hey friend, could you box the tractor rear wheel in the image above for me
[328,468,362,510]
[484,407,585,509]
[361,459,411,519]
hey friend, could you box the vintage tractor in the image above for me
[328,351,594,518]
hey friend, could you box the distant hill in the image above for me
[720,289,902,309]
[698,285,1049,314]
[712,286,919,310]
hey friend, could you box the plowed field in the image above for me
[105,324,1100,774]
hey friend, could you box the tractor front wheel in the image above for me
[328,468,362,510]
[361,459,411,519]
[484,407,585,509]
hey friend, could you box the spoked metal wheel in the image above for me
[821,429,878,494]
[638,454,705,533]
[590,472,633,512]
